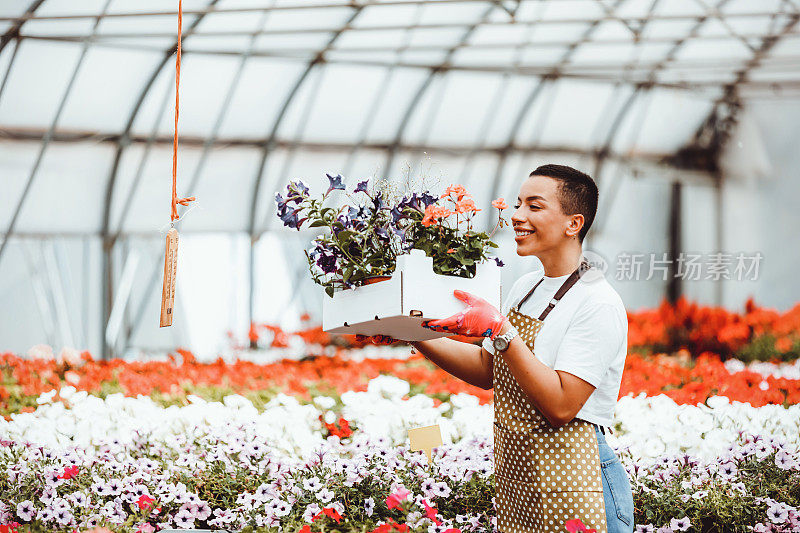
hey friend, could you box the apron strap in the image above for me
[514,259,591,321]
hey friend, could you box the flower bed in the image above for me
[627,297,800,362]
[3,347,800,419]
[0,377,798,533]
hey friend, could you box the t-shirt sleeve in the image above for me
[552,301,625,388]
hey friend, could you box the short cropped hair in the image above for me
[529,164,598,242]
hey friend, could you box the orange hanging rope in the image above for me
[171,0,195,222]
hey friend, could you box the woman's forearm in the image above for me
[410,337,492,390]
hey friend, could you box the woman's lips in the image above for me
[514,229,535,242]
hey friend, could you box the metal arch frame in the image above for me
[0,0,44,54]
[337,3,425,183]
[117,9,276,355]
[482,0,630,233]
[245,6,366,345]
[591,0,735,191]
[382,3,499,176]
[99,0,221,359]
[0,0,114,270]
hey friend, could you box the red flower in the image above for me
[312,507,342,523]
[440,184,470,201]
[137,494,155,510]
[422,500,441,525]
[565,518,596,532]
[58,466,79,480]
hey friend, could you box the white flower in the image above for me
[303,477,322,491]
[766,504,788,524]
[316,488,334,503]
[774,450,797,470]
[303,503,322,523]
[313,396,336,410]
[16,501,35,521]
[670,517,690,531]
[364,497,375,517]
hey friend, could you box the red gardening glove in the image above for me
[421,290,507,339]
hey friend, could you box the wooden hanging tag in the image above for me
[408,424,442,464]
[159,228,179,327]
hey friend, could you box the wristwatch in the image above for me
[492,325,519,352]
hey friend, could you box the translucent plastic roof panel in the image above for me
[216,58,307,139]
[11,143,114,233]
[59,47,161,132]
[299,64,398,144]
[0,41,82,128]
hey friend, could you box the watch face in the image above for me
[493,337,509,351]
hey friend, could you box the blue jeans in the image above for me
[595,425,634,533]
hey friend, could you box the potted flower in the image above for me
[275,173,508,298]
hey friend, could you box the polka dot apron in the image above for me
[493,262,607,533]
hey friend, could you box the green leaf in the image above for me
[309,220,327,228]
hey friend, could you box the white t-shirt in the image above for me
[482,266,628,428]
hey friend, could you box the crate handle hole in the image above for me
[410,310,423,317]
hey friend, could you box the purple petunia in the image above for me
[326,173,346,195]
[354,180,369,193]
[316,252,338,275]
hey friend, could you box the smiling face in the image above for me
[511,175,585,257]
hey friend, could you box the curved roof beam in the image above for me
[483,0,629,232]
[383,4,499,175]
[99,0,221,358]
[246,6,366,240]
[0,0,44,53]
[0,0,113,269]
[591,0,735,196]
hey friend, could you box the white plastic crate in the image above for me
[322,249,502,341]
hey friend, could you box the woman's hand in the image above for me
[422,290,507,339]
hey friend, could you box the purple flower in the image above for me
[372,191,385,212]
[316,252,338,275]
[279,205,306,229]
[390,205,404,223]
[375,226,390,241]
[287,180,309,200]
[494,257,504,267]
[326,173,345,195]
[354,180,369,193]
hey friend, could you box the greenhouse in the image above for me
[0,1,799,532]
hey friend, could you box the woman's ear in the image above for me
[565,214,584,239]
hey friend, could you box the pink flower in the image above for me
[385,487,410,510]
[136,524,155,533]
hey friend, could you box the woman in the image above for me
[358,164,634,533]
